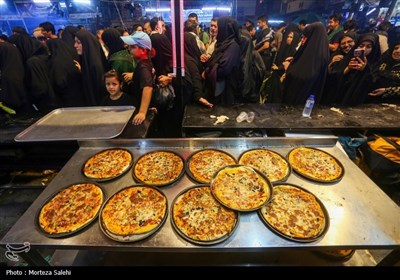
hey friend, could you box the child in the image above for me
[121,31,153,125]
[101,69,134,106]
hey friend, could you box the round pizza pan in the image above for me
[313,249,355,262]
[81,148,134,182]
[258,183,330,243]
[170,185,240,246]
[132,150,185,187]
[36,182,105,238]
[99,184,168,243]
[210,164,273,212]
[238,148,291,183]
[185,148,237,184]
[286,147,345,183]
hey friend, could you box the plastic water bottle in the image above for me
[302,94,315,117]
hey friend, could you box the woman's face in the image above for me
[392,44,400,60]
[286,32,294,45]
[358,40,373,56]
[74,37,83,55]
[340,36,355,54]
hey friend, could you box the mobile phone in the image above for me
[354,48,365,59]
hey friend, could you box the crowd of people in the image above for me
[1,13,400,136]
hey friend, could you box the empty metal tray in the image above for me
[14,106,135,142]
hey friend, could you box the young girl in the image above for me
[101,69,134,106]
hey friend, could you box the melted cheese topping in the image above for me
[101,186,167,235]
[134,151,184,185]
[83,149,132,179]
[211,165,271,211]
[239,149,289,182]
[288,147,343,182]
[261,185,326,239]
[189,150,236,183]
[173,187,237,241]
[39,183,103,234]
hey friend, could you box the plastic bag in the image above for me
[152,83,175,111]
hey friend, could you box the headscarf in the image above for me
[46,38,85,107]
[274,30,301,67]
[101,28,126,56]
[75,29,108,106]
[205,16,241,104]
[338,33,382,105]
[283,22,330,104]
[0,41,28,109]
[61,26,79,49]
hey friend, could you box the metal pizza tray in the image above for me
[36,182,105,238]
[258,183,330,243]
[185,148,237,184]
[14,106,135,142]
[286,146,345,183]
[170,185,240,246]
[99,184,168,243]
[81,148,134,182]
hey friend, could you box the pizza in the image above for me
[211,165,271,211]
[38,183,103,235]
[287,147,344,182]
[260,184,327,240]
[83,149,133,180]
[101,186,167,236]
[238,149,290,182]
[133,151,184,185]
[172,186,237,242]
[187,149,236,183]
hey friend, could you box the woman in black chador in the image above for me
[9,34,59,113]
[0,41,30,113]
[204,16,241,105]
[336,33,381,106]
[282,22,330,105]
[74,29,108,106]
[46,38,85,107]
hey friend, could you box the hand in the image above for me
[368,88,385,97]
[132,112,146,125]
[200,54,210,63]
[73,60,81,71]
[282,60,291,71]
[331,54,344,63]
[199,98,213,108]
[122,72,133,82]
[158,75,172,87]
[348,57,367,71]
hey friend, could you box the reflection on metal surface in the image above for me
[1,138,399,255]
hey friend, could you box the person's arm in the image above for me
[369,87,400,98]
[257,41,270,53]
[132,86,152,125]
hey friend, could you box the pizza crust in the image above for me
[38,183,103,235]
[83,149,133,180]
[101,186,167,236]
[260,184,327,240]
[187,149,236,183]
[239,149,290,182]
[211,165,272,211]
[172,186,238,243]
[288,147,343,182]
[133,151,184,186]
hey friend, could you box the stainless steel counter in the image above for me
[1,138,400,265]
